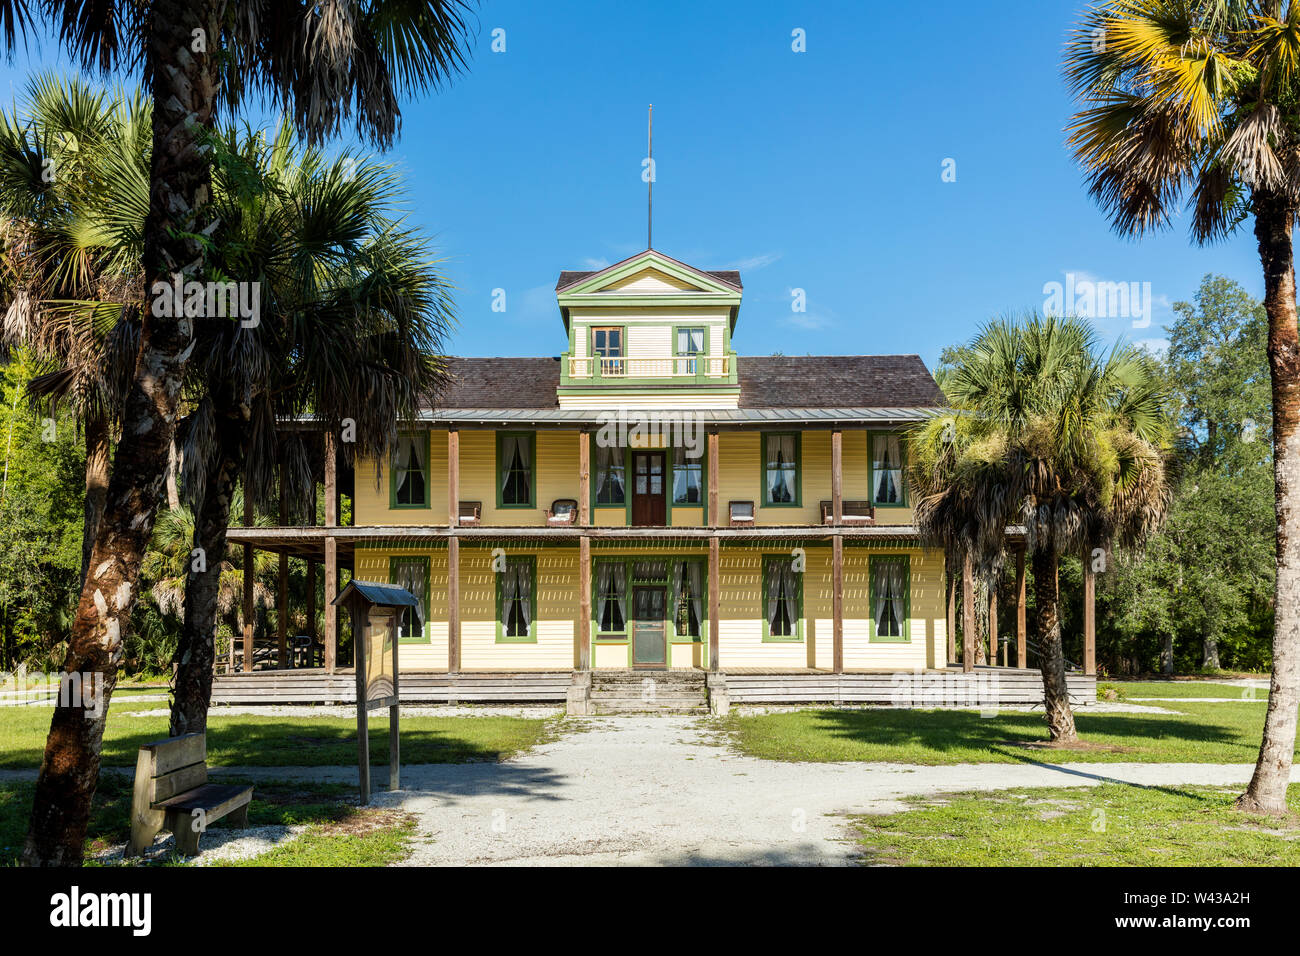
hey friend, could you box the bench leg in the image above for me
[167,810,203,858]
[126,813,163,858]
[227,803,250,828]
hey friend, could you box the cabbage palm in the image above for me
[3,0,476,867]
[911,315,1171,742]
[0,75,147,585]
[1064,0,1300,814]
[169,124,452,736]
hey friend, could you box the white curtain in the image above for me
[767,435,796,503]
[765,559,782,634]
[873,435,902,504]
[395,560,426,638]
[688,561,703,637]
[673,446,701,503]
[596,445,623,502]
[500,436,516,494]
[515,560,532,634]
[613,562,626,629]
[396,436,425,503]
[597,563,625,631]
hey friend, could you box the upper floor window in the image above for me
[592,326,624,375]
[673,446,703,504]
[762,555,802,640]
[390,556,429,642]
[497,433,535,508]
[675,327,705,374]
[870,556,910,641]
[497,556,535,642]
[871,434,905,506]
[392,433,428,508]
[763,432,800,506]
[594,443,625,505]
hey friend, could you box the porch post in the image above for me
[1015,545,1027,668]
[448,536,461,674]
[962,551,975,673]
[831,429,842,526]
[579,429,590,527]
[324,429,337,674]
[448,428,459,527]
[946,568,957,665]
[1082,541,1096,675]
[242,468,254,673]
[988,584,998,667]
[578,535,591,670]
[707,428,719,527]
[277,460,288,669]
[708,536,720,671]
[306,558,317,668]
[832,534,843,674]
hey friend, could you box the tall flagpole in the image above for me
[647,104,653,250]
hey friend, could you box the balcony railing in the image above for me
[567,354,731,381]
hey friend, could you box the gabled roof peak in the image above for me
[555,248,742,293]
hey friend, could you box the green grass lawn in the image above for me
[722,701,1287,765]
[0,775,371,865]
[216,809,418,867]
[0,707,557,770]
[1101,681,1267,700]
[853,783,1300,866]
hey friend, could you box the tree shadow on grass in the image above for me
[799,707,1250,763]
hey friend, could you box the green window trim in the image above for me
[495,555,538,643]
[759,431,802,508]
[593,558,629,638]
[496,431,537,509]
[868,554,911,643]
[388,431,432,510]
[869,432,908,508]
[589,556,710,666]
[389,555,431,644]
[761,554,804,643]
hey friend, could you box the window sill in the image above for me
[495,637,538,644]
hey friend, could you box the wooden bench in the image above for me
[457,500,482,526]
[126,733,253,858]
[547,498,579,525]
[820,500,876,525]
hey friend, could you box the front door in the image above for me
[631,451,666,526]
[632,586,667,667]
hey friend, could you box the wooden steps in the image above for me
[588,671,709,715]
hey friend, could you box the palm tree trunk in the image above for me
[171,406,246,736]
[166,438,181,511]
[21,0,227,866]
[79,411,111,589]
[1240,195,1300,815]
[1032,547,1078,742]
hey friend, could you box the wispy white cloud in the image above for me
[725,251,783,272]
[581,256,610,270]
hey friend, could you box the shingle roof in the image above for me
[426,355,944,411]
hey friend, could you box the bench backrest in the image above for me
[820,499,874,518]
[135,732,208,804]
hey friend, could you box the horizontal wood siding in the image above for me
[460,546,577,670]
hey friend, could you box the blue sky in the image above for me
[0,0,1267,366]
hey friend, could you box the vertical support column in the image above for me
[448,536,460,674]
[831,429,843,526]
[353,598,369,805]
[324,429,338,674]
[708,536,720,671]
[946,569,957,665]
[832,534,843,674]
[962,551,975,674]
[578,535,591,670]
[242,470,254,673]
[448,428,460,527]
[707,429,719,528]
[578,429,590,527]
[389,615,400,793]
[277,460,288,669]
[1082,541,1096,675]
[1015,545,1027,668]
[306,559,317,669]
[988,585,998,667]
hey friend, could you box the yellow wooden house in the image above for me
[224,249,1095,712]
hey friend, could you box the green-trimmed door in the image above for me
[632,586,667,667]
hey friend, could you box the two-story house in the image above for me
[223,249,1094,711]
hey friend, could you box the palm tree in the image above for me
[169,124,452,735]
[4,0,476,866]
[1064,0,1300,814]
[910,315,1171,742]
[0,75,147,586]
